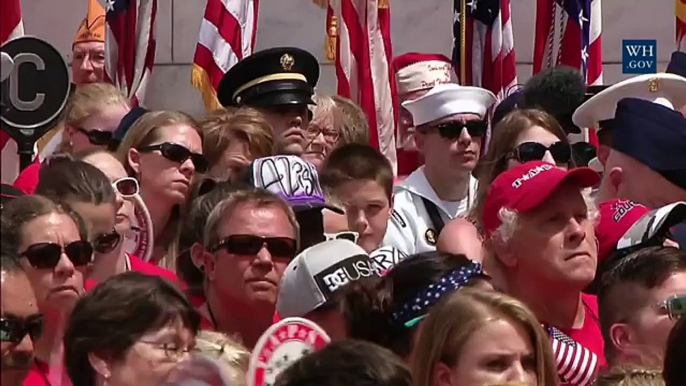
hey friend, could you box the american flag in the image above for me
[452,0,518,101]
[331,0,398,172]
[548,326,599,386]
[105,0,158,107]
[0,0,25,183]
[678,0,686,51]
[191,0,259,111]
[533,0,603,86]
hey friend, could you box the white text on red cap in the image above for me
[511,164,554,189]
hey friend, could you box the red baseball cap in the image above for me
[595,199,650,263]
[482,161,601,237]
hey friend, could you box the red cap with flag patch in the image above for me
[392,52,454,96]
[595,199,650,263]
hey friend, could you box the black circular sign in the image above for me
[1,36,70,135]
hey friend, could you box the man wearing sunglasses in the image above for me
[1,253,42,386]
[383,83,496,255]
[597,246,686,368]
[217,47,319,157]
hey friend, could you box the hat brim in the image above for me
[617,201,686,249]
[248,91,315,107]
[518,167,601,213]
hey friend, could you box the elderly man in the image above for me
[200,188,299,348]
[482,161,606,374]
[71,0,106,85]
[383,84,495,255]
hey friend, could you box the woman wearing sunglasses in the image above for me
[116,111,207,270]
[13,83,130,195]
[1,195,92,386]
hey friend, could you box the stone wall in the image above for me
[21,0,675,115]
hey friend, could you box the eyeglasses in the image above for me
[138,142,209,173]
[93,230,122,254]
[138,340,192,362]
[20,241,93,269]
[657,294,686,321]
[0,315,43,343]
[307,124,340,142]
[509,141,572,165]
[77,127,115,146]
[324,231,359,243]
[113,177,139,197]
[430,120,488,140]
[210,234,298,259]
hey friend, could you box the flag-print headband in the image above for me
[391,261,485,328]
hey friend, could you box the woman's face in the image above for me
[507,125,567,170]
[209,137,251,180]
[303,110,336,169]
[105,319,195,386]
[70,201,117,261]
[17,213,86,313]
[68,103,130,153]
[129,124,203,206]
[83,152,135,238]
[441,318,537,386]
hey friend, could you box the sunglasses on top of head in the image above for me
[76,127,114,146]
[0,315,43,343]
[210,234,298,259]
[429,120,488,140]
[508,141,572,165]
[93,229,122,254]
[138,142,209,173]
[113,177,139,197]
[20,240,93,269]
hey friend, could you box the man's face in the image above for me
[397,89,429,152]
[71,41,105,85]
[257,105,310,156]
[1,271,40,386]
[414,113,483,173]
[206,203,296,310]
[505,183,597,291]
[336,180,391,254]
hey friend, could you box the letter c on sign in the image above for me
[9,53,46,111]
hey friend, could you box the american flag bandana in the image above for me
[547,326,599,386]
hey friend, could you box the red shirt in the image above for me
[84,254,180,291]
[13,160,41,195]
[23,360,71,386]
[558,294,607,367]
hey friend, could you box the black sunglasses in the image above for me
[431,120,488,140]
[138,142,209,173]
[210,234,297,259]
[77,127,114,146]
[93,230,122,254]
[0,315,43,343]
[510,141,572,165]
[20,241,93,269]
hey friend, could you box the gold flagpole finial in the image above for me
[325,15,338,62]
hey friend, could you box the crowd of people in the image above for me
[2,4,686,386]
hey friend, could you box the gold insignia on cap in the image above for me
[280,53,295,71]
[425,229,437,246]
[648,77,659,92]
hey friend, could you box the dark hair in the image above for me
[1,195,88,255]
[64,272,201,386]
[274,340,411,386]
[0,250,23,274]
[320,144,394,200]
[664,317,686,386]
[35,155,116,207]
[598,247,686,362]
[340,251,488,359]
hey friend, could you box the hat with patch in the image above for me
[276,239,379,317]
[666,51,686,78]
[217,47,319,107]
[73,0,106,46]
[612,98,686,190]
[1,52,13,82]
[616,201,686,251]
[0,183,24,208]
[572,73,686,133]
[482,161,600,237]
[402,83,496,126]
[392,52,454,96]
[595,199,650,263]
[244,155,343,214]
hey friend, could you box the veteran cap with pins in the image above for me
[217,47,320,108]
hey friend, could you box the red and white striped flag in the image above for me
[549,326,599,386]
[191,0,259,111]
[452,0,518,102]
[331,0,398,172]
[678,0,686,51]
[1,0,25,184]
[105,0,158,107]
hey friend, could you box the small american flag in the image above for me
[452,0,518,101]
[191,0,259,111]
[548,326,599,386]
[331,0,398,173]
[678,0,686,51]
[105,0,158,107]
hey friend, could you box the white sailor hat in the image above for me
[572,73,686,131]
[402,83,496,127]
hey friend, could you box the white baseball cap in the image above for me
[1,52,14,82]
[402,83,496,126]
[276,239,380,318]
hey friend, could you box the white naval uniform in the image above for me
[382,167,478,256]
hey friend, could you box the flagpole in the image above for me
[460,0,467,85]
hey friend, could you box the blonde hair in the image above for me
[194,331,250,386]
[331,95,370,146]
[595,367,664,386]
[412,288,558,386]
[115,110,203,270]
